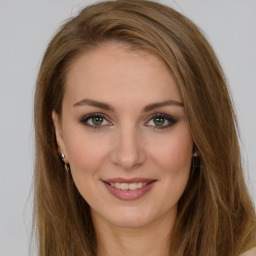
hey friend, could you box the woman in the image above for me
[33,0,256,255]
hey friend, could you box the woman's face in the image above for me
[53,42,193,229]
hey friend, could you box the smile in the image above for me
[110,182,148,190]
[102,178,157,200]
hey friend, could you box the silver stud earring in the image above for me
[61,153,65,160]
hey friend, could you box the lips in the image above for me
[102,178,157,200]
[103,178,156,183]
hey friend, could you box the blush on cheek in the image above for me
[69,149,98,176]
[154,145,191,169]
[153,142,192,182]
[173,149,192,168]
[66,133,110,175]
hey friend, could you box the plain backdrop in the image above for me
[0,0,255,255]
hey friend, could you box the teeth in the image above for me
[121,183,128,190]
[110,182,147,190]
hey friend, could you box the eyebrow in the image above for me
[73,98,184,112]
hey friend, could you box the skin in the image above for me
[52,42,194,256]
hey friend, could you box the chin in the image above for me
[109,215,152,229]
[94,205,159,229]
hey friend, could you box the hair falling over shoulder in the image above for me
[33,0,256,255]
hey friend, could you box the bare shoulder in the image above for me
[240,247,256,256]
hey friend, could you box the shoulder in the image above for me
[240,247,256,256]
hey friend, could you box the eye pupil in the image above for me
[92,117,103,125]
[154,118,165,126]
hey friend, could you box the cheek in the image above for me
[150,129,193,206]
[149,129,193,174]
[63,127,110,176]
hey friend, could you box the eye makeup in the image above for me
[146,113,177,130]
[80,112,177,130]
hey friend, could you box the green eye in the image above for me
[153,117,165,126]
[146,113,177,129]
[91,116,104,125]
[81,112,177,130]
[80,113,111,129]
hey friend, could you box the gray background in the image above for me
[0,0,255,255]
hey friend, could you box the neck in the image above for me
[93,210,175,256]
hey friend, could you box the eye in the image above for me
[145,113,177,129]
[80,113,112,129]
[80,112,177,130]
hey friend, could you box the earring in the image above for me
[192,144,199,157]
[193,151,198,157]
[60,153,70,173]
[64,163,70,173]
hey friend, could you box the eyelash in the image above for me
[80,112,177,130]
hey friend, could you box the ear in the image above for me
[52,111,69,162]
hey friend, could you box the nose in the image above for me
[110,124,146,170]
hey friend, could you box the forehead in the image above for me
[64,42,182,108]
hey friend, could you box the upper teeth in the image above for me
[111,182,147,190]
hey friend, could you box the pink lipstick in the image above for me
[102,178,157,200]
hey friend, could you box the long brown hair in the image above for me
[33,0,256,255]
